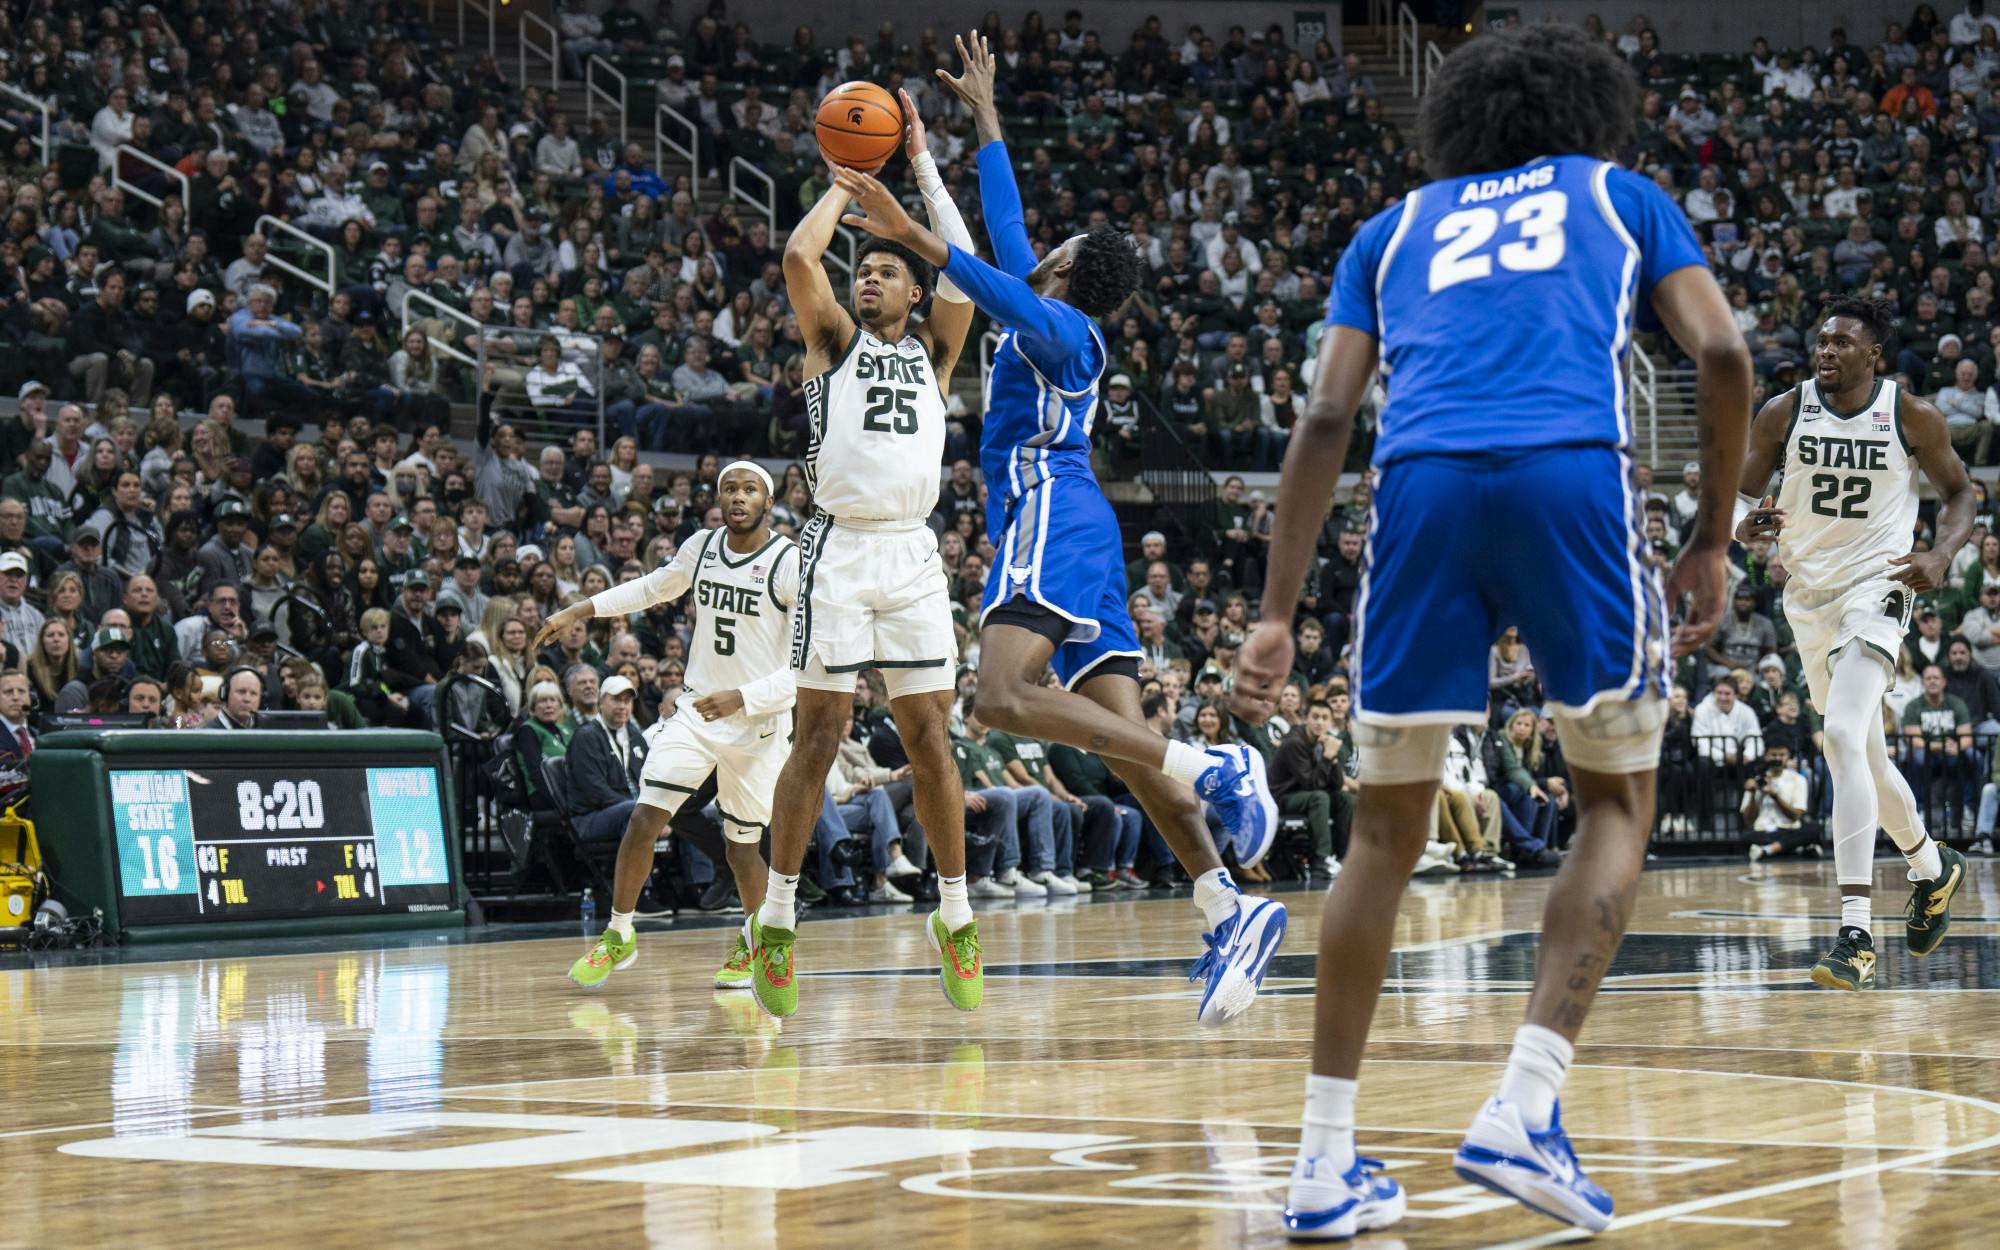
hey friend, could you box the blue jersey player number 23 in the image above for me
[1328,154,1708,724]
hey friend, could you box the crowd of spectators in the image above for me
[11,2,2000,902]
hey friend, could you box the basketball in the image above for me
[815,81,903,172]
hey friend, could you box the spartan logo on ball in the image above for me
[848,107,866,126]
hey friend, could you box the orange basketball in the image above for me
[815,81,903,172]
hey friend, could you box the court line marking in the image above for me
[7,1031,1999,1062]
[8,1053,1970,1155]
[1667,1215,1792,1227]
[12,1048,1990,1249]
[438,1092,1947,1153]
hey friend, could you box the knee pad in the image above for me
[1353,720,1452,785]
[1554,695,1668,776]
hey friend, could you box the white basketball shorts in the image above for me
[790,514,956,698]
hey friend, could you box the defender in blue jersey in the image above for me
[834,33,1285,1029]
[1229,27,1751,1240]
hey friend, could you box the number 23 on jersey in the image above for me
[1429,191,1569,293]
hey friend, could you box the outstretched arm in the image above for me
[1651,264,1753,658]
[782,182,858,365]
[935,30,1037,279]
[531,540,700,649]
[833,166,1085,373]
[1230,325,1379,720]
[902,87,975,389]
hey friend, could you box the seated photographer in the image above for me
[1743,741,1817,862]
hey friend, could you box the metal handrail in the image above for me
[519,10,560,93]
[0,81,51,161]
[476,325,607,448]
[814,225,861,285]
[1395,4,1421,95]
[1422,41,1445,94]
[253,214,336,297]
[1629,343,1659,466]
[460,0,497,58]
[401,288,484,367]
[729,157,775,231]
[657,104,699,205]
[1134,390,1219,543]
[112,143,190,216]
[588,56,629,153]
[978,328,1001,403]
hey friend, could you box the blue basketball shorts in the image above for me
[1354,444,1669,723]
[980,474,1143,689]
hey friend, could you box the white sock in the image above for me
[938,873,973,930]
[1193,866,1240,932]
[607,910,634,940]
[1841,894,1872,935]
[740,915,753,947]
[759,870,799,932]
[1497,1024,1573,1132]
[1161,739,1212,787]
[1299,1073,1358,1173]
[1904,836,1943,882]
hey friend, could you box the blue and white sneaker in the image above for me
[1283,1152,1406,1241]
[1196,744,1280,868]
[1453,1096,1613,1232]
[1190,893,1287,1026]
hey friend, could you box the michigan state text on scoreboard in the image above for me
[32,730,468,941]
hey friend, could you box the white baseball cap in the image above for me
[600,675,637,700]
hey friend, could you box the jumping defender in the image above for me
[835,32,1285,1028]
[1230,27,1752,1238]
[1736,295,1972,991]
[750,89,979,1019]
[539,464,801,991]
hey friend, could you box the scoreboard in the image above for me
[109,765,454,925]
[35,730,466,941]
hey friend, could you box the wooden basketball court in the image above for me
[6,858,2000,1248]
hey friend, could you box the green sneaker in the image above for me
[924,910,984,1012]
[715,931,754,988]
[1810,925,1876,991]
[751,920,799,1018]
[568,929,637,989]
[1906,844,1968,957]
